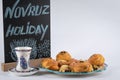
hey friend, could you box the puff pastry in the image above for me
[88,54,105,66]
[56,51,72,61]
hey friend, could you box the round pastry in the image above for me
[69,62,80,72]
[59,65,70,72]
[68,58,79,64]
[41,58,53,68]
[56,51,72,61]
[57,60,69,67]
[69,62,93,72]
[41,58,59,70]
[88,54,105,66]
[48,61,59,71]
[80,62,93,72]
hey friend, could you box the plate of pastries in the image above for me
[40,51,107,75]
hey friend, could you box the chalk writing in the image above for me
[4,0,50,19]
[3,0,50,63]
[6,22,48,40]
[37,40,50,58]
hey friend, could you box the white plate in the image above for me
[40,63,107,75]
[8,68,39,76]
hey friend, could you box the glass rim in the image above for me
[15,47,32,51]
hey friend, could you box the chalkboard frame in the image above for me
[1,0,51,71]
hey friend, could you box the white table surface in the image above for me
[0,64,110,80]
[0,59,120,80]
[0,65,119,80]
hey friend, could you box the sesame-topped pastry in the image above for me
[56,51,72,61]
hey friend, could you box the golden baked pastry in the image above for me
[92,65,104,70]
[68,58,79,64]
[41,58,59,70]
[69,62,93,72]
[57,60,69,67]
[88,54,105,66]
[40,52,105,73]
[48,64,59,71]
[81,62,93,72]
[41,58,53,68]
[59,65,70,72]
[56,51,72,61]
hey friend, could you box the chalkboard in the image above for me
[3,0,51,63]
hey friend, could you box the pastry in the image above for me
[40,52,105,73]
[59,65,70,72]
[68,58,79,64]
[56,51,72,61]
[41,58,59,70]
[48,66,59,71]
[92,65,104,70]
[41,58,53,68]
[57,60,69,67]
[69,61,93,72]
[88,54,105,66]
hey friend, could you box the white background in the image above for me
[0,0,120,80]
